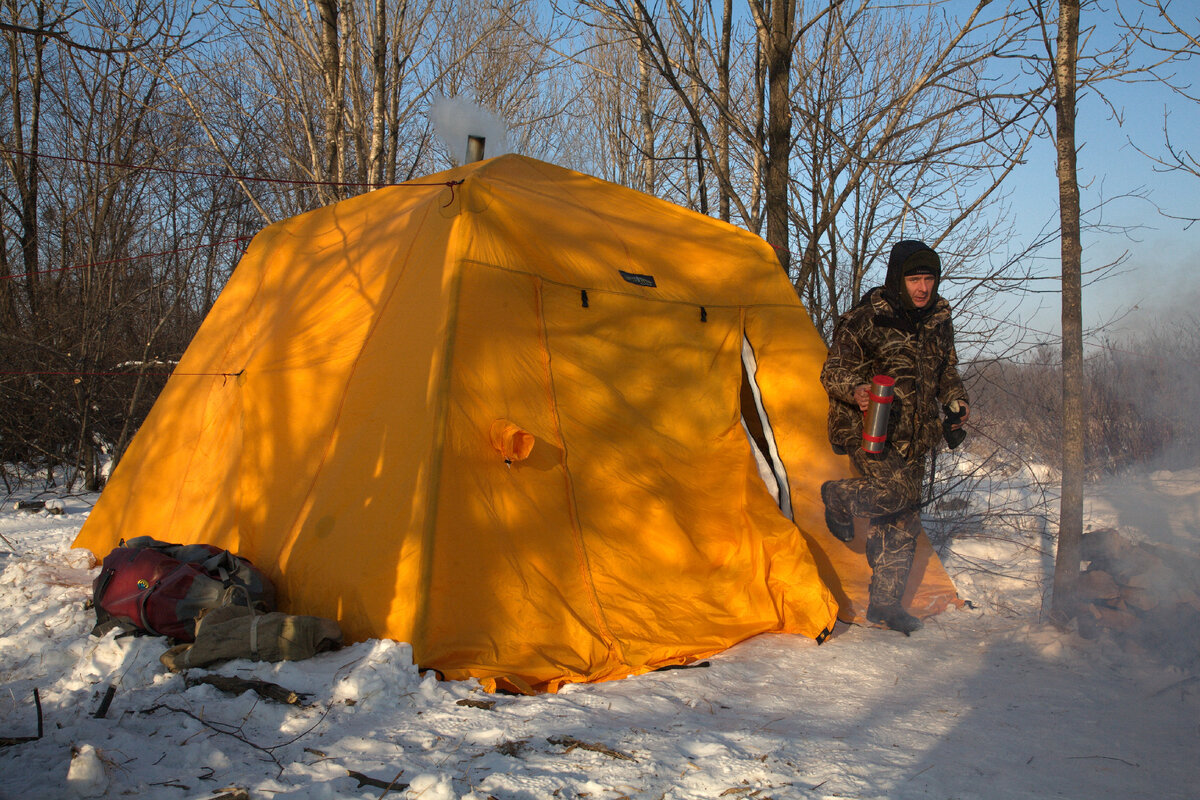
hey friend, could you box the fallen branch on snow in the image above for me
[547,734,637,762]
[347,768,408,792]
[185,674,309,705]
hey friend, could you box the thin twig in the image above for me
[142,704,284,773]
[0,530,20,554]
[547,734,637,762]
[1065,755,1140,768]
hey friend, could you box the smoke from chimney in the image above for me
[431,97,511,165]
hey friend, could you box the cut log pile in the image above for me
[1075,528,1200,667]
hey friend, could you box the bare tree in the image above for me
[755,0,796,271]
[315,0,345,197]
[2,0,49,325]
[201,0,558,213]
[1012,0,1188,622]
[634,0,658,191]
[1048,0,1084,621]
[1,0,260,487]
[567,20,683,189]
[787,1,1047,337]
[571,1,846,246]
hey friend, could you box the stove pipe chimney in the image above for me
[466,135,486,163]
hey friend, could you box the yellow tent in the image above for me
[74,155,958,692]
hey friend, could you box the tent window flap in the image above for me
[740,335,793,520]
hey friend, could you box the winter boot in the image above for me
[866,603,923,636]
[820,481,855,543]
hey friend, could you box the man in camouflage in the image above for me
[819,239,969,635]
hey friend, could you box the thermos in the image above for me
[862,375,895,454]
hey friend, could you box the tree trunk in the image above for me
[717,0,732,222]
[751,33,764,233]
[6,1,46,323]
[765,0,795,274]
[1052,0,1084,621]
[634,1,655,193]
[316,0,343,200]
[368,0,388,189]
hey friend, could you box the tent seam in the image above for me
[415,213,469,656]
[533,276,623,661]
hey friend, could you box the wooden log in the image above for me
[1120,584,1159,612]
[1090,604,1138,632]
[1125,563,1190,607]
[1077,569,1120,601]
[1080,528,1124,566]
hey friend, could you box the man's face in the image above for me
[904,274,936,308]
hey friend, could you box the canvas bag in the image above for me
[160,605,343,671]
[91,536,275,641]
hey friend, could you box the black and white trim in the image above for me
[740,335,793,520]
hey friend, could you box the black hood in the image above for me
[883,239,941,311]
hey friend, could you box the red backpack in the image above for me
[91,537,275,642]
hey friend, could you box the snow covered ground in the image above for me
[2,462,1197,800]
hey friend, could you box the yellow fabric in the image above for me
[73,154,957,692]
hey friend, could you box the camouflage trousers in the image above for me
[824,446,926,609]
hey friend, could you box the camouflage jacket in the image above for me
[820,287,968,459]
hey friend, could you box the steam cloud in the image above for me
[430,97,511,165]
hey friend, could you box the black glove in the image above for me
[942,401,967,449]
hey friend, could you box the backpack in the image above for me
[91,536,276,642]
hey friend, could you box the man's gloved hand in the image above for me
[943,400,968,449]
